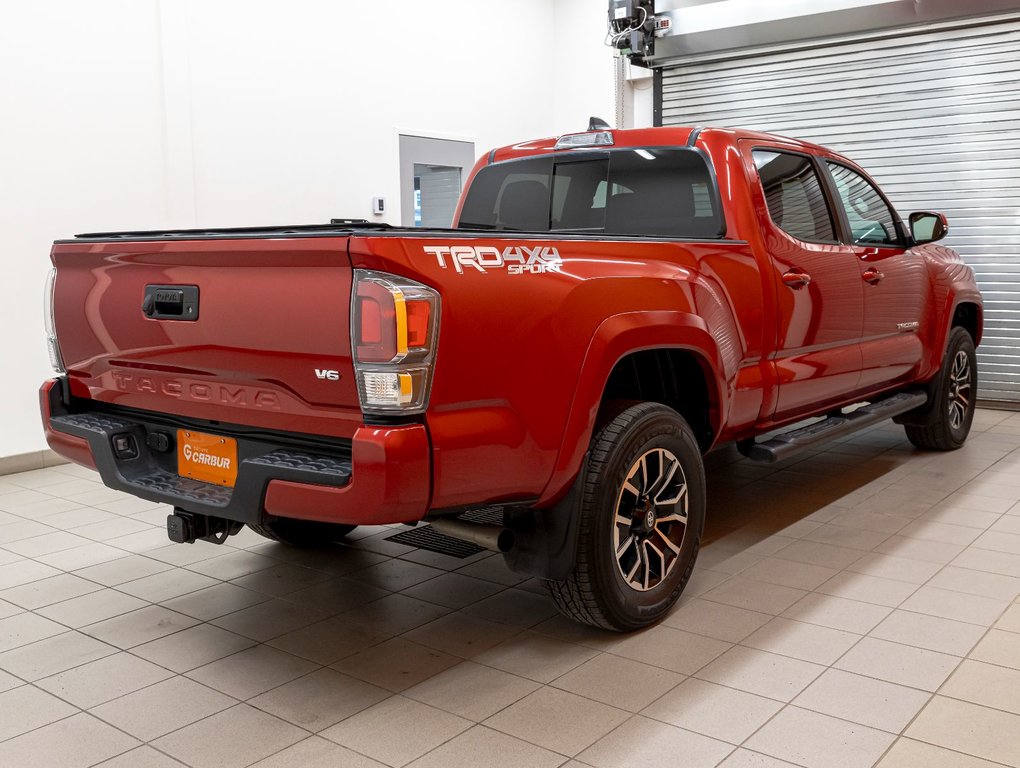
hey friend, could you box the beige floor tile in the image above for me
[153,704,306,768]
[941,658,1020,716]
[869,610,986,656]
[974,529,1020,555]
[249,735,387,767]
[484,686,628,756]
[229,562,333,596]
[37,542,133,571]
[0,712,139,768]
[781,593,892,634]
[906,695,1020,766]
[701,576,808,615]
[282,576,391,614]
[968,628,1020,669]
[186,644,318,700]
[346,559,445,592]
[340,593,451,635]
[267,616,389,665]
[73,554,172,586]
[794,668,930,733]
[210,598,328,641]
[899,585,1008,626]
[331,636,460,692]
[94,744,190,767]
[644,677,782,744]
[404,612,523,659]
[845,552,941,585]
[835,637,960,692]
[552,653,683,712]
[877,737,1003,768]
[745,706,895,768]
[0,559,62,590]
[399,572,504,609]
[897,520,981,546]
[250,667,389,731]
[814,571,918,608]
[161,582,269,621]
[774,539,865,570]
[0,683,79,740]
[36,588,148,628]
[952,547,1020,579]
[578,715,733,768]
[185,549,279,581]
[737,557,839,591]
[90,676,234,740]
[403,661,539,721]
[37,651,174,708]
[997,603,1020,633]
[801,522,892,551]
[696,646,824,701]
[460,588,560,628]
[404,725,564,768]
[117,568,219,603]
[0,610,67,652]
[473,629,599,683]
[0,629,116,681]
[875,536,965,565]
[322,695,472,766]
[132,622,256,672]
[741,617,859,665]
[935,565,1020,601]
[605,624,731,676]
[718,749,800,766]
[82,604,199,649]
[663,597,772,642]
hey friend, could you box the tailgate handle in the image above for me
[143,285,200,320]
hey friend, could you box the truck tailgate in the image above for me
[50,236,362,439]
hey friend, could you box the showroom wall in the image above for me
[0,0,615,460]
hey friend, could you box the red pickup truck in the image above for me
[41,125,982,630]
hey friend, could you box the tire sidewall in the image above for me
[939,328,978,447]
[587,406,706,629]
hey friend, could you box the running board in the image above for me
[738,391,928,464]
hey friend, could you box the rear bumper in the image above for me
[40,378,430,526]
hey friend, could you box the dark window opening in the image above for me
[753,150,836,244]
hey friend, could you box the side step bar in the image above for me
[738,390,928,464]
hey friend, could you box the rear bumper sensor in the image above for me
[738,390,929,463]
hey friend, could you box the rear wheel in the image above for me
[247,518,356,547]
[905,326,977,451]
[546,402,706,631]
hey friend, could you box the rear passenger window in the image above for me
[753,150,836,243]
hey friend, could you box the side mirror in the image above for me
[909,211,948,244]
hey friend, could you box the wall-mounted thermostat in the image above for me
[372,197,385,215]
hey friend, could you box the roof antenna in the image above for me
[588,116,612,131]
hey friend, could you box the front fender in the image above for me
[535,310,725,507]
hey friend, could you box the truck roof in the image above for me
[489,125,831,164]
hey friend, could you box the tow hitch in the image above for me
[167,509,243,544]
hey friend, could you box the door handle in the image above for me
[782,270,811,289]
[862,267,884,285]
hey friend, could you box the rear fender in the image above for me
[536,311,725,508]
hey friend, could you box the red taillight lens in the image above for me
[355,279,398,362]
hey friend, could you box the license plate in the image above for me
[177,430,238,487]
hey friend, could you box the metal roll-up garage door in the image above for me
[659,15,1020,403]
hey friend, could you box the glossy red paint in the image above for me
[44,126,982,525]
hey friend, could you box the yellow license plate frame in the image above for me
[177,429,238,487]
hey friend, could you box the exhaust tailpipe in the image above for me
[431,518,515,553]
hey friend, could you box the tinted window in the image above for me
[753,150,836,243]
[826,162,900,246]
[458,157,552,230]
[457,149,723,238]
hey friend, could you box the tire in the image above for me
[545,402,706,632]
[905,326,978,451]
[247,518,356,547]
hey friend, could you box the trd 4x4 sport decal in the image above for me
[424,245,562,275]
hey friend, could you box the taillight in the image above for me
[351,270,439,414]
[44,268,65,374]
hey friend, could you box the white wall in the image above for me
[0,0,617,459]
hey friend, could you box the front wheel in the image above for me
[905,326,977,451]
[546,402,706,631]
[247,518,357,547]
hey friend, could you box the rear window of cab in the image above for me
[457,148,725,239]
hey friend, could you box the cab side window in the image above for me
[825,162,900,246]
[753,150,837,244]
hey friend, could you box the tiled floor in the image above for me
[1,409,1019,767]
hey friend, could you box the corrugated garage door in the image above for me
[659,16,1020,402]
